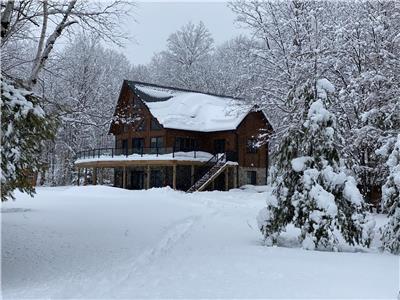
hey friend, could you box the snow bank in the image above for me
[235,184,270,193]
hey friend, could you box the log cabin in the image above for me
[74,80,273,192]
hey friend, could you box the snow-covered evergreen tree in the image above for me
[257,79,375,250]
[1,76,56,200]
[380,135,400,254]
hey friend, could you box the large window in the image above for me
[132,138,144,153]
[151,137,164,149]
[213,139,225,153]
[151,118,163,131]
[175,137,198,152]
[246,171,257,185]
[246,138,258,153]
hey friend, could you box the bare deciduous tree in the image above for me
[1,0,134,88]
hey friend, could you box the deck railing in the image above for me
[75,147,239,162]
[76,147,203,160]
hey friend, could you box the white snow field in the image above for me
[1,186,398,299]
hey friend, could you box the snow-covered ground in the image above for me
[1,186,398,299]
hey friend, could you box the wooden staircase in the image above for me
[187,153,228,193]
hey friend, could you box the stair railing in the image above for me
[188,153,226,192]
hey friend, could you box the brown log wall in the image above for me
[110,83,271,169]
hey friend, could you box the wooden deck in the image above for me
[74,150,239,191]
[75,159,208,169]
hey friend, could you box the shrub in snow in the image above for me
[381,135,400,254]
[1,77,57,201]
[257,80,374,250]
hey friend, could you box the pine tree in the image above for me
[1,76,57,201]
[381,135,400,254]
[257,79,375,250]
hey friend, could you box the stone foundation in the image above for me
[238,167,267,186]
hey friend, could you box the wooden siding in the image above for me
[111,83,168,149]
[236,111,270,168]
[109,82,272,169]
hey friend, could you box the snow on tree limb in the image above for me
[1,76,57,201]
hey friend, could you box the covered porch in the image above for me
[74,153,239,192]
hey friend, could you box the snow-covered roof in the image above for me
[128,81,253,132]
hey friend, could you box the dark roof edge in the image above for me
[125,80,243,100]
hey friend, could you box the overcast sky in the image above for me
[120,1,247,65]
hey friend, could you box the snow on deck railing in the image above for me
[75,148,239,164]
[75,147,237,162]
[75,147,214,161]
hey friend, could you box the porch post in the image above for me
[123,166,127,189]
[84,168,88,186]
[190,165,195,186]
[172,164,177,190]
[99,168,104,185]
[93,167,97,185]
[225,168,229,191]
[146,165,150,189]
[233,166,238,189]
[77,168,80,186]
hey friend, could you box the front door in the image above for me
[131,171,144,189]
[213,139,225,154]
[247,171,257,185]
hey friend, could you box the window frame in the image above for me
[150,136,164,149]
[174,137,198,152]
[246,138,258,153]
[246,171,257,185]
[132,138,145,152]
[213,139,226,154]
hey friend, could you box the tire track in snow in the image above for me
[102,215,201,296]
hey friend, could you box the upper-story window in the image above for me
[175,137,198,151]
[151,136,164,149]
[122,123,129,133]
[246,138,258,153]
[151,118,162,131]
[213,139,225,153]
[136,119,146,131]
